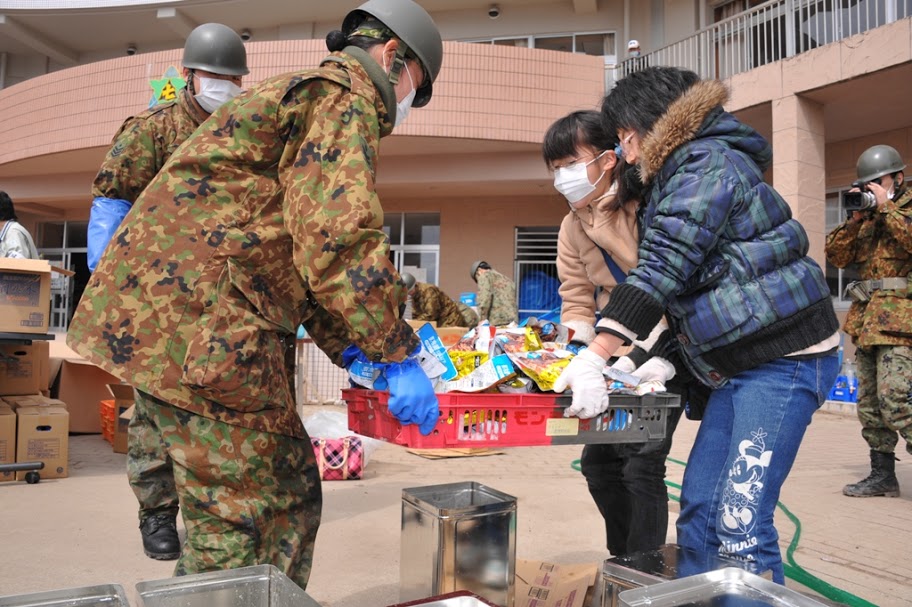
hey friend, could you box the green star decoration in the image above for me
[149,66,187,107]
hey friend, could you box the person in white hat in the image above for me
[627,39,641,57]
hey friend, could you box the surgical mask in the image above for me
[553,151,608,207]
[389,61,417,128]
[194,77,243,114]
[629,50,641,57]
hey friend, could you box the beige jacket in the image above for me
[557,186,639,344]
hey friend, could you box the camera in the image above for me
[843,180,877,212]
[126,44,137,56]
[488,4,500,19]
[240,29,252,41]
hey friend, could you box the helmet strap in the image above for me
[186,69,197,96]
[387,45,409,86]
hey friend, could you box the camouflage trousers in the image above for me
[128,389,179,520]
[855,345,912,456]
[134,390,323,589]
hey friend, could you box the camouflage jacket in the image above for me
[825,187,912,348]
[92,89,208,202]
[411,282,469,327]
[477,269,518,326]
[67,48,418,438]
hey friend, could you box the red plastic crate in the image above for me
[343,388,679,448]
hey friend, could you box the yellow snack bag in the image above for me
[448,350,490,379]
[508,350,572,392]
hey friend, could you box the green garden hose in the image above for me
[570,456,877,607]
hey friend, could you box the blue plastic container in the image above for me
[460,292,477,306]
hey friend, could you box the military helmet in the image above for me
[401,272,416,290]
[342,0,443,108]
[470,260,489,282]
[857,145,906,183]
[183,23,250,76]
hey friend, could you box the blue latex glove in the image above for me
[87,197,132,272]
[384,356,438,435]
[341,344,363,369]
[341,344,389,390]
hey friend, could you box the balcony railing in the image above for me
[616,0,912,81]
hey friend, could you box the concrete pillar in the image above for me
[771,94,827,265]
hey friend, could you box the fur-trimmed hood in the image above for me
[638,79,729,183]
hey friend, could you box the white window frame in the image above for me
[465,30,618,64]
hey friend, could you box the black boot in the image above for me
[843,450,900,497]
[140,513,181,560]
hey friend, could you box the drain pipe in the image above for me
[0,52,7,90]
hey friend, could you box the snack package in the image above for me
[442,354,516,393]
[449,350,490,379]
[417,323,458,381]
[497,377,536,394]
[450,327,478,352]
[475,322,497,357]
[508,349,573,392]
[347,358,388,390]
[524,317,575,344]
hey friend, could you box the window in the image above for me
[514,226,561,322]
[383,213,440,285]
[470,31,617,61]
[824,189,862,307]
[36,220,89,330]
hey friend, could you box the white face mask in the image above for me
[194,77,243,114]
[553,151,608,207]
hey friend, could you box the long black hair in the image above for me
[601,66,701,137]
[542,110,618,166]
[0,191,17,221]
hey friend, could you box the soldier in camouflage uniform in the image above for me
[825,144,912,498]
[470,260,518,326]
[67,0,443,588]
[402,272,476,327]
[89,23,250,562]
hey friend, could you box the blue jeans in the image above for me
[676,354,838,583]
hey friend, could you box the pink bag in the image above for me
[311,436,363,480]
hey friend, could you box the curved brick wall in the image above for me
[0,40,606,167]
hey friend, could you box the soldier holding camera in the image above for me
[825,144,912,498]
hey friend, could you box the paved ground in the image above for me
[0,404,909,607]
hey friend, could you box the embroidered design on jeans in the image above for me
[720,428,772,547]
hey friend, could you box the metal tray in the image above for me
[618,568,831,607]
[0,584,130,607]
[135,564,320,607]
[385,590,499,606]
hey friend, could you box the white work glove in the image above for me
[610,356,637,374]
[553,348,609,419]
[632,356,676,384]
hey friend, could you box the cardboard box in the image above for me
[0,404,16,482]
[515,559,599,607]
[1,394,66,410]
[15,404,68,480]
[0,258,52,334]
[406,319,436,330]
[107,384,135,454]
[435,327,470,348]
[54,358,119,433]
[0,341,49,396]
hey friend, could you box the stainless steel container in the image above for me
[601,544,755,607]
[135,564,321,607]
[618,567,831,607]
[400,481,517,607]
[384,590,500,606]
[0,585,130,607]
